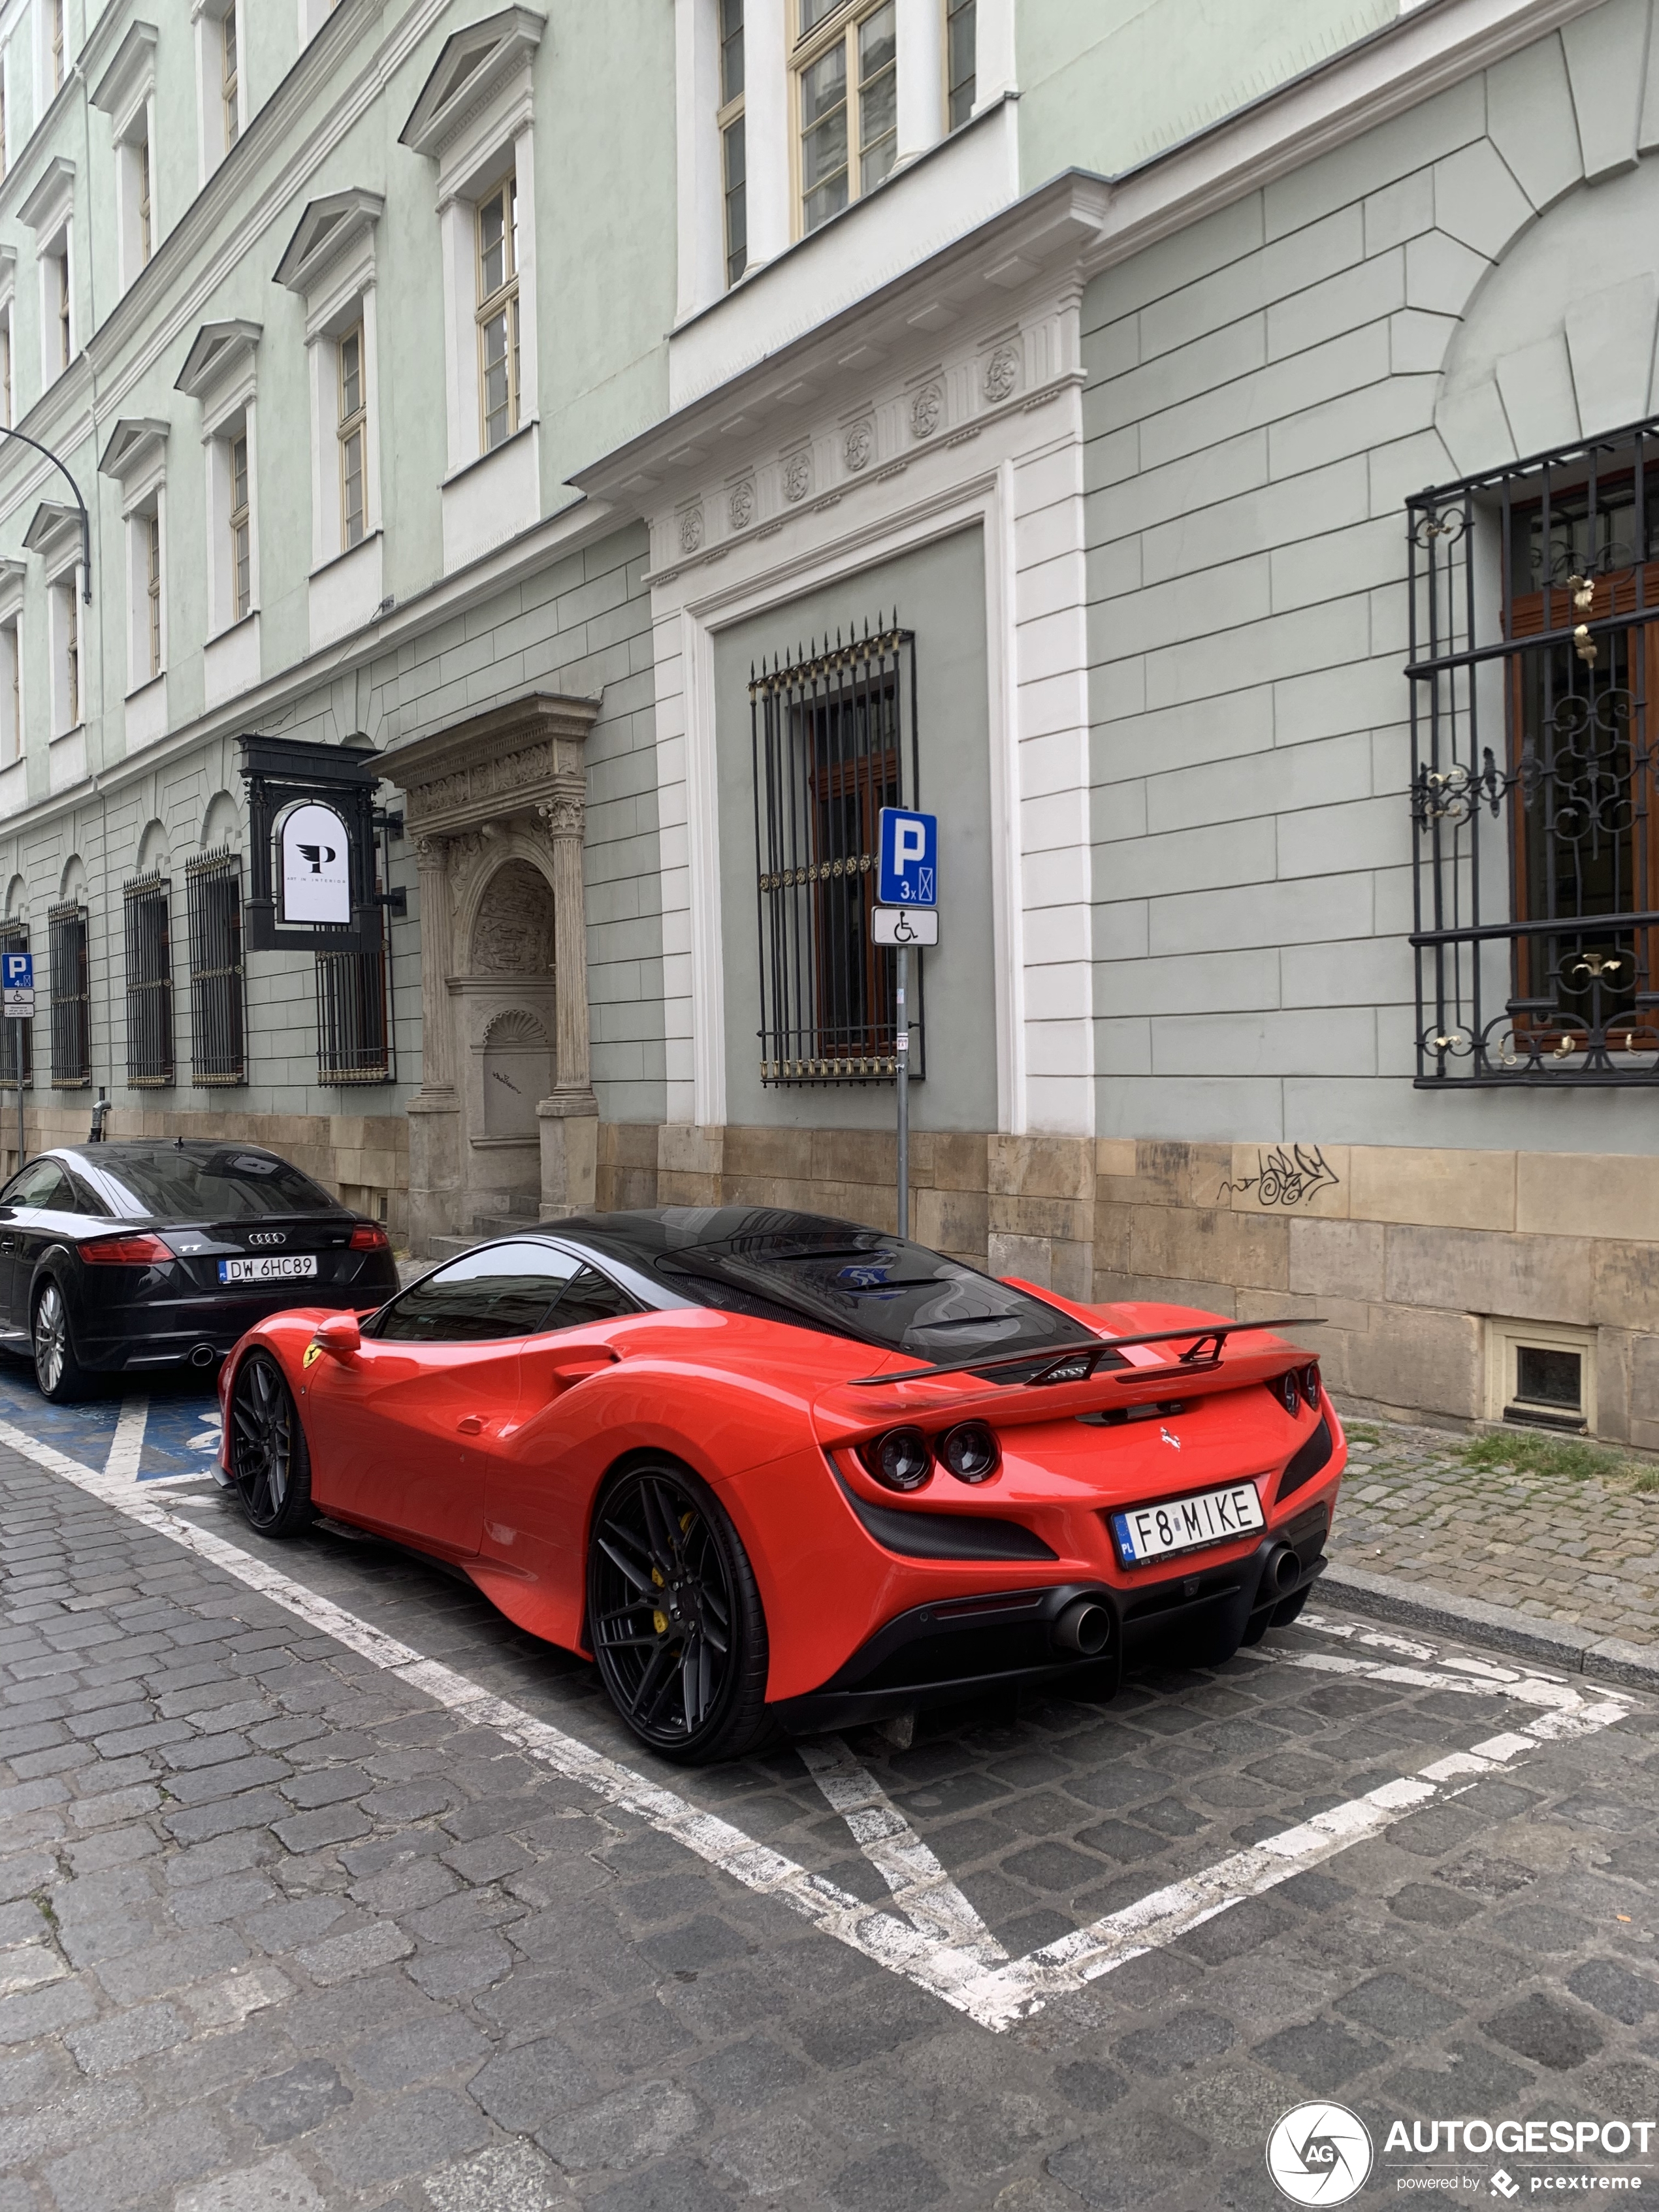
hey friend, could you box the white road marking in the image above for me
[797,1739,1009,1969]
[1,1413,1634,2036]
[105,1395,148,1481]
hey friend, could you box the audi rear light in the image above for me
[348,1223,391,1252]
[80,1233,173,1266]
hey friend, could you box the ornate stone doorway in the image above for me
[385,693,600,1253]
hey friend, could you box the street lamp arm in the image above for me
[0,426,91,601]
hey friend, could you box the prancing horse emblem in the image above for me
[1161,1427,1182,1451]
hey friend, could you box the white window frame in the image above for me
[191,0,245,182]
[91,22,161,297]
[0,246,16,430]
[18,157,75,393]
[400,12,543,480]
[0,562,26,773]
[176,321,259,637]
[792,0,899,239]
[46,566,80,737]
[274,190,384,577]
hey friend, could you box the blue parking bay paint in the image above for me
[0,1360,218,1481]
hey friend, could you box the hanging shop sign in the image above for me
[239,734,385,954]
[279,801,353,926]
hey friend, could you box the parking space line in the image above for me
[3,1411,1635,2037]
[797,1739,1010,1968]
[104,1395,148,1481]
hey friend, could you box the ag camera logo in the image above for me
[1266,2102,1374,2205]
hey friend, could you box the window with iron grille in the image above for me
[752,618,923,1084]
[185,848,245,1087]
[48,899,89,1089]
[315,893,390,1084]
[0,919,31,1091]
[1408,419,1659,1083]
[123,873,174,1088]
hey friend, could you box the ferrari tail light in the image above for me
[348,1223,391,1252]
[860,1426,933,1492]
[939,1420,1000,1484]
[80,1233,172,1266]
[1300,1362,1321,1408]
[1264,1370,1301,1417]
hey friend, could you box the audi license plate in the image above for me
[217,1255,318,1284]
[1110,1481,1264,1566]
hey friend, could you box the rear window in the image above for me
[654,1225,1098,1365]
[93,1150,342,1222]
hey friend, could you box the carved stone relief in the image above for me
[470,858,556,974]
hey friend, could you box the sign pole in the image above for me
[895,944,909,1239]
[13,1016,20,1171]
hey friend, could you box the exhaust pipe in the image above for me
[189,1344,217,1371]
[1053,1597,1112,1658]
[1263,1545,1301,1597]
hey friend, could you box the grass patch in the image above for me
[1457,1429,1640,1484]
[1344,1422,1383,1447]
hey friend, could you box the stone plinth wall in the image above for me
[596,1124,1659,1449]
[5,1103,410,1247]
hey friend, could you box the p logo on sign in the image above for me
[2,953,31,991]
[877,807,937,907]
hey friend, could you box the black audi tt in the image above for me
[0,1140,400,1401]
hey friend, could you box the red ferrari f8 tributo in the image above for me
[217,1208,1344,1763]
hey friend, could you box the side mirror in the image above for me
[313,1313,361,1360]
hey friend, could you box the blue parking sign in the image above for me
[2,953,31,991]
[878,808,937,906]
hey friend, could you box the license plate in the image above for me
[1110,1481,1265,1566]
[217,1255,318,1284]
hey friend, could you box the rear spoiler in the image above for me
[845,1317,1323,1389]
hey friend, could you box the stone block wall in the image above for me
[7,1100,411,1247]
[596,1121,1659,1448]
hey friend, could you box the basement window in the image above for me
[1487,1318,1596,1435]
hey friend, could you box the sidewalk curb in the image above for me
[1319,1560,1659,1694]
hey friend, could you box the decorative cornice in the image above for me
[88,21,159,134]
[398,6,545,161]
[387,692,600,837]
[22,502,81,569]
[97,417,170,483]
[174,319,262,401]
[18,157,76,238]
[273,188,385,295]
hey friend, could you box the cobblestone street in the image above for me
[1328,1417,1659,1650]
[3,1417,1659,2211]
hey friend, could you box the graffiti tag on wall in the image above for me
[1217,1144,1341,1208]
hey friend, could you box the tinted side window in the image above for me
[545,1265,637,1332]
[375,1242,581,1344]
[64,1173,110,1217]
[8,1162,70,1210]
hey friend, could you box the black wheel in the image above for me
[228,1353,314,1537]
[587,1463,769,1765]
[1271,1587,1311,1629]
[33,1279,91,1403]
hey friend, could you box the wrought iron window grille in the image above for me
[123,872,175,1089]
[47,899,89,1090]
[316,887,391,1086]
[0,918,31,1092]
[751,616,924,1086]
[185,847,246,1088]
[1408,416,1659,1084]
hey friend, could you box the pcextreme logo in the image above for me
[1267,2102,1375,2205]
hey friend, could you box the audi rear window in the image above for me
[91,1150,342,1222]
[654,1226,1099,1363]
